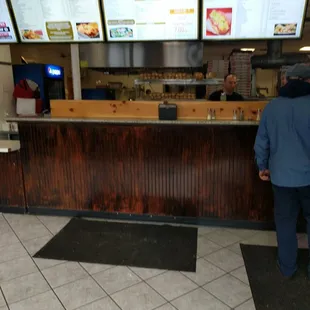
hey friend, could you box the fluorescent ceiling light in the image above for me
[240,48,255,52]
[299,46,310,51]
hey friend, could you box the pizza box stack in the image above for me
[205,60,229,98]
[230,52,252,98]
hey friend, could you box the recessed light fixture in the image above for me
[240,48,255,52]
[299,46,310,51]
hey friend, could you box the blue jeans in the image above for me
[273,185,310,277]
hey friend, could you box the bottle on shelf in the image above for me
[207,109,212,120]
[220,92,227,101]
[256,109,262,121]
[232,110,238,120]
[212,109,216,120]
[239,110,244,121]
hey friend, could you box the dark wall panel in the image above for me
[0,151,25,207]
[19,123,273,221]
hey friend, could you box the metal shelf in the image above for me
[134,79,223,86]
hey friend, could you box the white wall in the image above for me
[0,45,15,132]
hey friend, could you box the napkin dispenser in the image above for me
[158,101,177,120]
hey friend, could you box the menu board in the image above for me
[10,0,104,42]
[202,0,307,40]
[0,0,17,43]
[102,0,199,41]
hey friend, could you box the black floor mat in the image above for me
[241,244,310,310]
[35,218,197,272]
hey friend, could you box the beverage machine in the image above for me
[13,64,65,112]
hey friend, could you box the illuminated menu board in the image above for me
[202,0,307,40]
[102,0,199,41]
[0,0,17,43]
[10,0,104,42]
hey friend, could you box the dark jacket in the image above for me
[254,80,310,187]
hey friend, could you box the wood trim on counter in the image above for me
[51,100,268,120]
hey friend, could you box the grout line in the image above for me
[0,287,10,309]
[78,264,121,310]
[233,297,254,309]
[201,278,235,309]
[1,216,67,310]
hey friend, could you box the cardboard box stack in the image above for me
[205,60,229,98]
[230,52,252,98]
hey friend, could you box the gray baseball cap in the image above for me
[286,63,310,79]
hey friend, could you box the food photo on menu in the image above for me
[206,8,232,36]
[0,23,12,41]
[76,22,100,39]
[274,23,297,36]
[21,29,44,40]
[109,27,133,39]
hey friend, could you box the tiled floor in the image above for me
[0,213,306,310]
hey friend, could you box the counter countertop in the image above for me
[0,140,20,153]
[6,117,260,126]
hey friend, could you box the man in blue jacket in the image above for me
[254,64,310,279]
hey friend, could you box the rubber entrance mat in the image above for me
[241,244,310,310]
[35,218,197,272]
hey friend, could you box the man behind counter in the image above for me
[208,74,244,101]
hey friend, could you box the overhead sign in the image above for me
[11,0,104,42]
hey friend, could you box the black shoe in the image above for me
[276,261,296,280]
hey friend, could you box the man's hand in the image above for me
[259,169,270,181]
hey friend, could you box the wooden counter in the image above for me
[0,144,25,210]
[2,100,274,227]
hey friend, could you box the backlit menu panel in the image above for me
[202,0,307,40]
[11,0,104,42]
[102,0,199,41]
[0,0,17,43]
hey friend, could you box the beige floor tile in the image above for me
[182,258,226,286]
[76,297,120,310]
[33,258,65,270]
[80,262,113,275]
[225,228,260,239]
[147,271,198,301]
[93,266,141,295]
[0,230,19,248]
[198,227,220,236]
[230,266,249,285]
[23,235,52,256]
[0,256,37,284]
[227,243,242,256]
[172,288,229,310]
[0,242,28,264]
[54,277,106,310]
[206,230,242,247]
[205,248,244,272]
[129,266,167,280]
[9,291,64,310]
[4,214,50,242]
[197,236,222,257]
[0,291,5,307]
[37,216,71,235]
[42,262,88,288]
[111,282,166,310]
[204,275,252,308]
[1,272,50,305]
[243,231,277,247]
[235,298,256,310]
[155,304,176,310]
